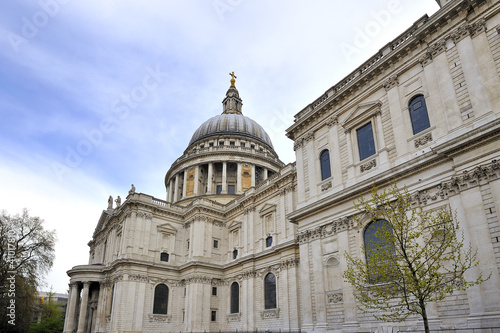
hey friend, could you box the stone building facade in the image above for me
[64,0,500,332]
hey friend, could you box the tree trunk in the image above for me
[420,300,430,333]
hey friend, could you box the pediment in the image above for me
[157,223,178,235]
[342,100,382,130]
[259,203,277,216]
[93,210,114,237]
[227,220,242,231]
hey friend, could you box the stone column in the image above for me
[63,282,80,333]
[76,282,91,333]
[236,163,242,194]
[305,132,317,199]
[327,117,342,187]
[375,111,388,165]
[222,162,227,194]
[193,165,200,196]
[311,238,327,329]
[182,171,187,199]
[294,141,306,204]
[345,130,355,180]
[339,228,359,329]
[384,76,410,157]
[174,174,180,202]
[299,240,314,331]
[251,165,256,187]
[207,163,213,194]
[263,168,268,180]
[453,25,492,118]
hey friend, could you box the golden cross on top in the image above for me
[229,72,237,87]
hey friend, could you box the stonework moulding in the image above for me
[298,217,354,244]
[360,159,376,173]
[414,132,433,148]
[327,291,344,303]
[227,313,241,322]
[148,314,171,323]
[321,181,333,192]
[260,308,279,319]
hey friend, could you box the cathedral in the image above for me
[64,0,500,332]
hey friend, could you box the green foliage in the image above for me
[343,185,489,333]
[29,291,65,333]
[0,209,57,333]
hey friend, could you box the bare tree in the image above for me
[0,209,56,333]
[343,186,489,333]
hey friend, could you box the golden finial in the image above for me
[229,71,237,87]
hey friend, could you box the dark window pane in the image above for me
[266,236,273,247]
[216,185,222,194]
[211,310,217,321]
[153,284,169,314]
[212,287,217,296]
[357,122,376,160]
[233,249,238,259]
[364,220,396,284]
[320,150,331,180]
[230,282,239,313]
[409,95,431,135]
[160,252,169,262]
[213,240,218,248]
[264,273,276,309]
[228,185,235,194]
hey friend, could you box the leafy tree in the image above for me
[343,185,489,333]
[29,290,65,333]
[0,209,57,333]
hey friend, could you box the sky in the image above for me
[0,0,440,294]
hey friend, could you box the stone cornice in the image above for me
[286,0,491,140]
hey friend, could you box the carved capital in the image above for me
[470,19,486,38]
[325,115,338,128]
[383,75,398,91]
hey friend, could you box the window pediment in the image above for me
[259,204,276,216]
[342,100,382,131]
[157,223,177,236]
[228,220,242,231]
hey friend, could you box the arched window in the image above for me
[160,252,169,262]
[264,273,277,309]
[364,220,396,284]
[320,150,331,180]
[230,282,239,314]
[409,95,430,135]
[233,249,238,259]
[153,284,169,314]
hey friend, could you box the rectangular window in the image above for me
[228,185,235,194]
[212,287,217,296]
[187,240,190,249]
[211,310,217,322]
[230,141,235,146]
[209,142,214,147]
[213,239,219,248]
[241,142,245,147]
[219,141,224,146]
[357,122,376,160]
[216,185,222,194]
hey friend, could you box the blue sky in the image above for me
[0,0,439,293]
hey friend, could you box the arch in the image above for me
[364,219,395,283]
[326,257,340,290]
[153,284,169,314]
[320,149,332,181]
[264,272,277,309]
[409,94,430,135]
[230,282,240,314]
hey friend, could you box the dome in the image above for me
[189,113,274,148]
